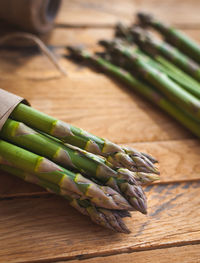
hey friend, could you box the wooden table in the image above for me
[0,1,200,262]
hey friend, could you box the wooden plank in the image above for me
[0,181,199,263]
[57,0,200,26]
[1,139,200,197]
[65,244,200,263]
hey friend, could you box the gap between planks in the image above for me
[9,241,200,263]
[58,244,200,263]
[54,23,200,30]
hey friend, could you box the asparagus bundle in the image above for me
[0,93,159,233]
[137,12,200,64]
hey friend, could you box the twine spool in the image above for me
[0,0,62,34]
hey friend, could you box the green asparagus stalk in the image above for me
[137,12,200,64]
[11,103,159,175]
[0,118,152,213]
[100,39,200,100]
[0,164,131,233]
[131,27,200,83]
[99,40,200,121]
[0,139,131,211]
[67,46,200,138]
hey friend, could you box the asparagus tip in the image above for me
[130,195,147,214]
[104,186,133,211]
[136,172,160,184]
[88,207,131,234]
[98,39,110,47]
[137,12,154,26]
[141,152,158,164]
[130,25,145,39]
[123,183,148,214]
[115,22,129,39]
[67,45,85,61]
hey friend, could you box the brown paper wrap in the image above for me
[0,89,29,130]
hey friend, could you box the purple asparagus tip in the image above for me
[137,12,154,27]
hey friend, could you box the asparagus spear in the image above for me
[11,103,158,175]
[1,118,151,213]
[0,164,131,233]
[115,22,133,42]
[0,139,131,211]
[137,12,200,64]
[67,46,200,138]
[99,40,200,121]
[131,27,200,83]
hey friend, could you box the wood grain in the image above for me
[0,181,199,263]
[57,0,200,26]
[65,244,200,263]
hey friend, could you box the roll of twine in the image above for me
[0,0,66,77]
[0,0,62,34]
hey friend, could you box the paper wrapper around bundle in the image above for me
[0,89,29,131]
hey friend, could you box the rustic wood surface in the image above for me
[0,0,200,262]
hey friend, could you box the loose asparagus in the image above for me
[100,37,200,100]
[11,103,159,174]
[130,27,200,83]
[0,139,131,211]
[115,24,200,85]
[0,118,151,213]
[137,12,200,64]
[99,40,200,121]
[0,164,131,233]
[100,39,199,96]
[67,46,200,138]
